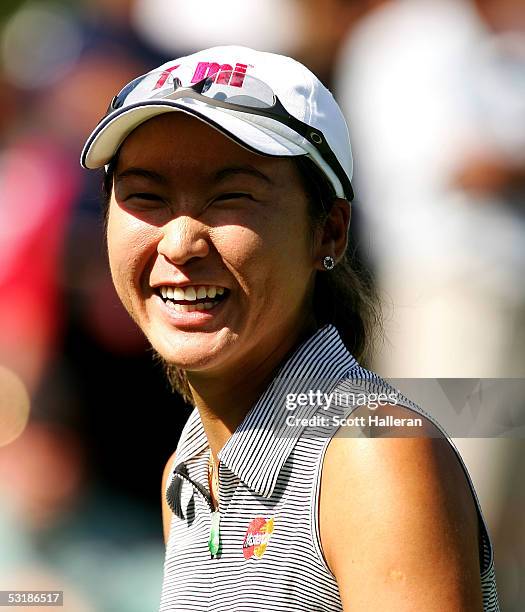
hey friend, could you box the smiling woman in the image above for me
[81,46,500,611]
[101,123,380,403]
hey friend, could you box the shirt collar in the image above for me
[172,323,357,498]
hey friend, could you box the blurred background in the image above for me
[0,0,523,609]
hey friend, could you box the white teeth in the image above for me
[164,299,218,312]
[173,303,196,312]
[158,285,227,301]
[184,286,197,301]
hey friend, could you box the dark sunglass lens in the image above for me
[109,74,149,112]
[201,77,214,94]
[107,95,119,113]
[190,76,215,95]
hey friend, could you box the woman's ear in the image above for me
[314,198,351,269]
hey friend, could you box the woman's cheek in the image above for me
[211,225,265,270]
[106,210,158,313]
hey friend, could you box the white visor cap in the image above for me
[80,45,354,200]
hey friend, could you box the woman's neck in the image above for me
[187,315,319,464]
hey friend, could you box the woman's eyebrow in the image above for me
[213,165,273,185]
[115,167,168,184]
[114,165,273,187]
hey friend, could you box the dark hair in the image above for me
[294,156,383,363]
[101,155,383,404]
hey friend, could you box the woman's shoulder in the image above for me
[318,404,483,609]
[320,403,475,505]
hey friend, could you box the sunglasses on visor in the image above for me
[106,70,354,202]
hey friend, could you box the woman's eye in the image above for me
[214,192,254,202]
[122,193,166,209]
[126,193,163,202]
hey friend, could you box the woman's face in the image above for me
[106,112,322,375]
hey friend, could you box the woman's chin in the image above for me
[149,330,233,371]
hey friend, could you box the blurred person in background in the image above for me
[335,0,525,609]
[336,0,525,378]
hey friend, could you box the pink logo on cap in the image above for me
[191,62,248,88]
[152,61,249,92]
[153,65,180,90]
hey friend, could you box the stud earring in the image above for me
[323,255,335,270]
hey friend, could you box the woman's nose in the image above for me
[157,216,210,265]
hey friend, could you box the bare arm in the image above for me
[319,406,484,611]
[161,450,177,545]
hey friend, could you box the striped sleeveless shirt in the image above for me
[160,323,500,611]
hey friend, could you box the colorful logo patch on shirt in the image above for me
[242,516,274,559]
